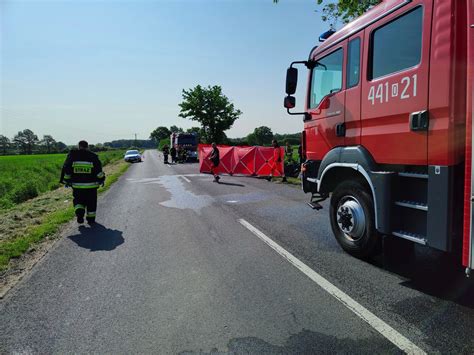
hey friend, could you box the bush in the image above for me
[12,183,38,204]
[158,138,170,151]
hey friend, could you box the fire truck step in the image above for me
[307,202,323,210]
[398,172,428,179]
[394,200,428,211]
[392,230,427,245]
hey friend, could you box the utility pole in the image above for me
[134,133,137,147]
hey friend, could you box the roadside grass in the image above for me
[286,176,301,186]
[0,150,124,209]
[0,158,130,272]
[0,208,75,269]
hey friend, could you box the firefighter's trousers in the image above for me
[73,188,98,222]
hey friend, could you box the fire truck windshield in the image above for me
[177,136,197,145]
[310,48,343,108]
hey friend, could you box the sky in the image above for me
[1,0,331,144]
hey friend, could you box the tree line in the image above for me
[150,84,300,148]
[0,130,68,155]
[150,123,300,148]
[103,139,156,149]
[0,129,157,156]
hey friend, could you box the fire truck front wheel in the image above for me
[330,180,379,258]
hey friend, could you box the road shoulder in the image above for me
[0,159,131,298]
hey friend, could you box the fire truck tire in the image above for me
[330,180,379,258]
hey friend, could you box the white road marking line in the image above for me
[180,175,191,183]
[226,200,238,203]
[238,218,426,355]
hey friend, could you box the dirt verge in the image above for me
[0,159,130,298]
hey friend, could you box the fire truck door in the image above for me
[306,43,346,159]
[361,2,433,165]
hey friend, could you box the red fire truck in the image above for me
[284,0,473,273]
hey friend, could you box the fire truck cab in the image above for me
[284,0,473,272]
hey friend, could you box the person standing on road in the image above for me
[170,145,177,164]
[181,149,188,163]
[177,145,184,163]
[285,141,293,163]
[60,140,105,224]
[298,144,305,165]
[162,145,170,164]
[208,143,220,183]
[267,139,287,183]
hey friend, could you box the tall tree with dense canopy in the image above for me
[169,125,184,134]
[41,134,57,153]
[150,126,171,142]
[179,85,242,144]
[56,141,68,151]
[0,135,10,155]
[253,126,274,146]
[13,129,39,155]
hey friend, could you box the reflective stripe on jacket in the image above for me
[60,149,104,188]
[71,182,100,189]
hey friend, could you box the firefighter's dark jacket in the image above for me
[210,147,220,166]
[60,149,105,189]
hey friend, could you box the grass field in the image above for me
[0,150,125,209]
[0,157,131,272]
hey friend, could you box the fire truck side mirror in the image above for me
[284,96,296,109]
[286,67,298,95]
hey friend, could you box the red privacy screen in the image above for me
[198,145,284,177]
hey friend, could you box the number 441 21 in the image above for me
[368,74,417,105]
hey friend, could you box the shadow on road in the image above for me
[164,162,198,165]
[69,223,124,252]
[217,181,245,187]
[370,238,474,309]
[179,329,393,354]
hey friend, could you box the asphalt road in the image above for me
[1,150,474,354]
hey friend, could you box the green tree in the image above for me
[317,0,381,24]
[246,133,257,146]
[0,135,10,155]
[170,125,184,134]
[179,85,242,144]
[41,134,56,153]
[56,141,68,152]
[13,129,39,155]
[150,126,171,142]
[158,138,171,151]
[253,126,274,146]
[274,0,381,25]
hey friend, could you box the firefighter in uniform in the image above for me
[208,142,220,183]
[177,145,183,163]
[163,144,170,164]
[60,140,105,224]
[170,145,177,164]
[285,141,293,163]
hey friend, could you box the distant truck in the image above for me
[284,0,473,274]
[170,133,199,161]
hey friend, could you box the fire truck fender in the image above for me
[316,146,393,234]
